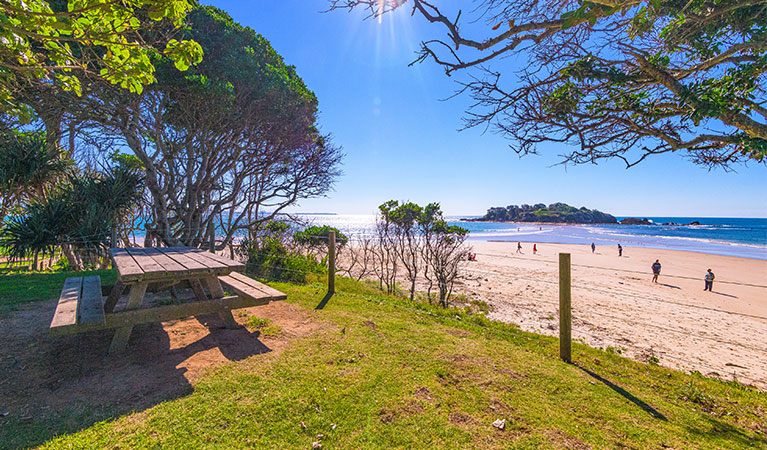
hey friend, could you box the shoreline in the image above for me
[454,242,767,388]
[480,239,767,262]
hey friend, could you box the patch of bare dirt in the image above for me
[0,296,324,426]
[545,429,593,449]
[448,412,474,425]
[413,386,434,401]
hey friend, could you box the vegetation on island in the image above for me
[476,202,617,224]
[330,0,767,168]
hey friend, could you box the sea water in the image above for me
[289,215,767,261]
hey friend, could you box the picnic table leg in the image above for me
[103,280,126,313]
[189,279,208,302]
[204,277,239,329]
[109,282,148,354]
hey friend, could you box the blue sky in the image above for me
[205,1,767,218]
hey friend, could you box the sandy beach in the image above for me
[451,242,767,389]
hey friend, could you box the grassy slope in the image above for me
[2,275,766,448]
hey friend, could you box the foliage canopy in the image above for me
[0,0,202,120]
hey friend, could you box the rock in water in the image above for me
[620,217,654,225]
[492,418,506,430]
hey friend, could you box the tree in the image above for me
[373,208,399,294]
[379,200,423,301]
[329,0,767,167]
[0,129,69,218]
[70,6,342,249]
[0,0,202,121]
[371,200,469,306]
[2,165,144,270]
[419,203,469,308]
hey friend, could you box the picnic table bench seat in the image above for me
[218,271,287,305]
[50,276,105,334]
[49,247,287,354]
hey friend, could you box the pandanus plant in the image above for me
[2,166,144,270]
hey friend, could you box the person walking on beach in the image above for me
[533,244,537,255]
[704,269,715,291]
[517,242,523,254]
[591,242,596,253]
[618,244,623,257]
[651,260,661,283]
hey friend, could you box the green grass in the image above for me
[2,276,766,448]
[0,269,117,316]
[246,315,283,337]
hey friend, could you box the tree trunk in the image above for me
[62,244,79,270]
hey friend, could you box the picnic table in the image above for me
[49,247,286,354]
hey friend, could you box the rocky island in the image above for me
[471,203,618,224]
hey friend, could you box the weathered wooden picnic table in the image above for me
[49,247,286,354]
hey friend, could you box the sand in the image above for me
[454,241,767,389]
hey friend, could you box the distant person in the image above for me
[533,244,537,255]
[517,242,523,254]
[704,269,715,291]
[539,227,542,231]
[651,260,662,283]
[618,244,623,257]
[591,242,596,253]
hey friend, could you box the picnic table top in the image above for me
[109,247,246,283]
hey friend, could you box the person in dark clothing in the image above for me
[704,269,715,291]
[618,244,623,257]
[591,242,596,253]
[533,244,537,255]
[651,260,661,283]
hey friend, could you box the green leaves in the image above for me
[0,0,202,117]
[1,166,144,260]
[294,226,349,249]
[164,38,203,71]
[560,1,620,30]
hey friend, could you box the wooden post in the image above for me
[328,230,336,295]
[111,223,118,249]
[208,221,215,254]
[109,282,148,354]
[559,252,572,363]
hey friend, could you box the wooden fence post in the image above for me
[559,252,572,363]
[208,221,215,254]
[328,230,336,295]
[111,223,118,249]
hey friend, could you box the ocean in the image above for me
[289,215,767,261]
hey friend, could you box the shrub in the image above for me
[242,236,326,284]
[293,225,348,257]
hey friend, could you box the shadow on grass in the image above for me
[575,363,668,421]
[314,291,334,310]
[0,301,271,449]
